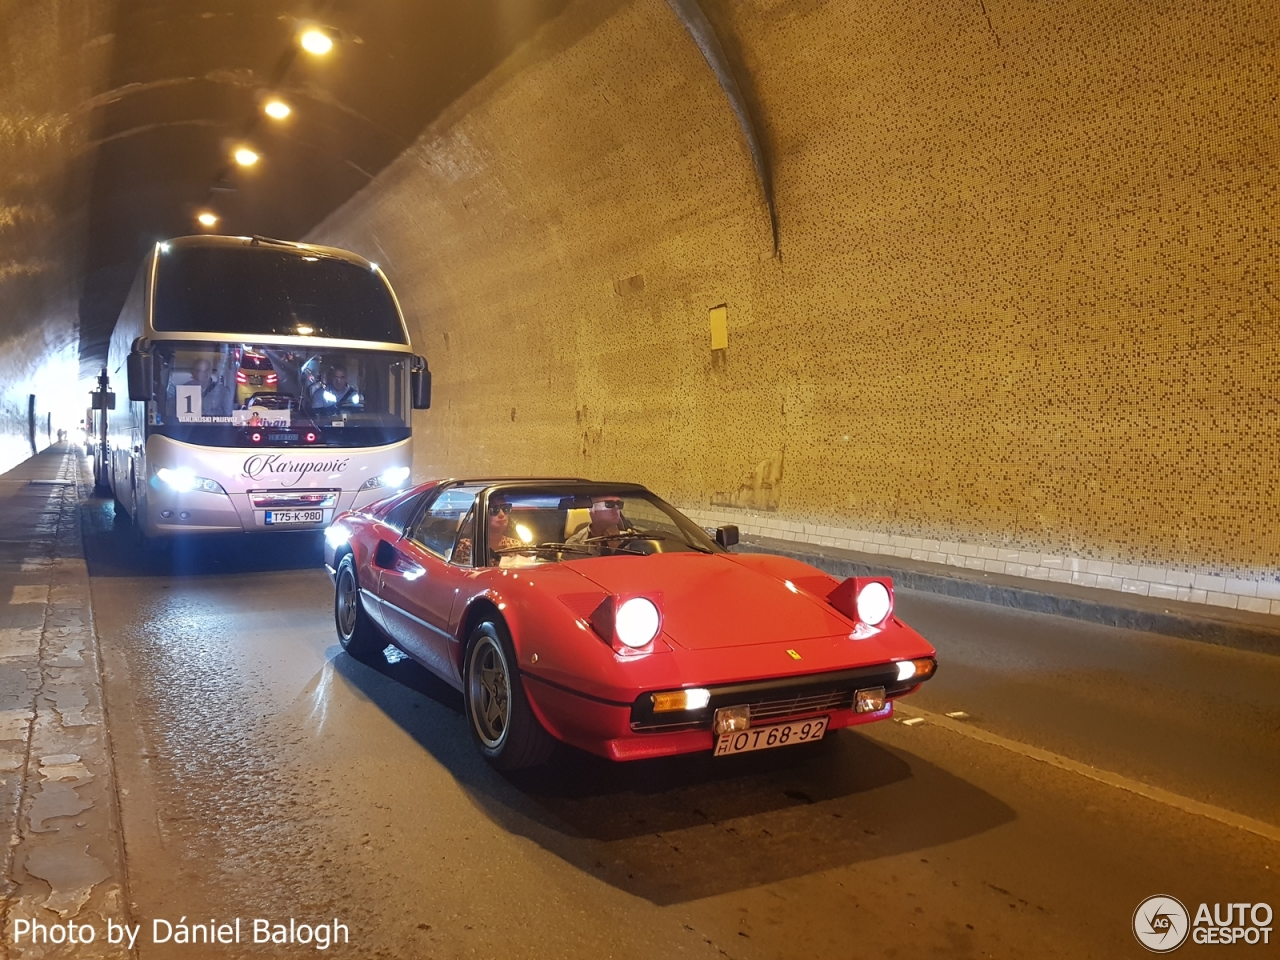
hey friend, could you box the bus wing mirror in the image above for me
[126,351,153,402]
[411,356,432,409]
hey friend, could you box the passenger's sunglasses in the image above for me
[595,499,624,509]
[488,503,512,515]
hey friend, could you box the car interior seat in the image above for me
[564,507,590,540]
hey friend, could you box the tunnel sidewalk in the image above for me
[0,442,129,958]
[739,534,1280,656]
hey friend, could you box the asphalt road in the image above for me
[82,497,1280,959]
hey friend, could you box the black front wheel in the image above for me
[334,554,382,660]
[464,620,555,770]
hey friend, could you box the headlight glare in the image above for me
[157,468,224,494]
[157,467,194,491]
[359,466,411,491]
[856,581,892,625]
[324,524,350,549]
[615,597,660,648]
[381,465,410,487]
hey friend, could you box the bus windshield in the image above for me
[152,244,407,343]
[148,341,410,448]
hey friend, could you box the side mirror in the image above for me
[715,525,739,548]
[126,351,153,402]
[410,355,432,409]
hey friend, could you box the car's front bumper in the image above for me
[522,660,932,761]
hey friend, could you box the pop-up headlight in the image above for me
[589,595,663,653]
[856,581,892,625]
[828,576,895,636]
[615,598,660,648]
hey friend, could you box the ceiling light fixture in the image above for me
[299,28,333,55]
[197,212,218,227]
[263,99,291,120]
[234,147,259,167]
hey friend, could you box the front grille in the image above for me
[629,661,927,733]
[249,489,340,509]
[746,689,851,723]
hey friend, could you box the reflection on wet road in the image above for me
[83,499,1279,959]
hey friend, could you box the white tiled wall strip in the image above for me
[681,506,1280,618]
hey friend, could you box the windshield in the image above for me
[465,485,722,567]
[152,244,407,343]
[147,341,409,448]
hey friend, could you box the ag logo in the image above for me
[1134,895,1190,953]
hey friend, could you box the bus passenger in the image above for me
[169,358,232,418]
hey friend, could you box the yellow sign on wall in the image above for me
[709,304,728,351]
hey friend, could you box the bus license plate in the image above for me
[714,716,829,757]
[264,509,323,525]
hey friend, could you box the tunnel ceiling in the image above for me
[76,0,571,372]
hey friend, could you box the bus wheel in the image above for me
[334,554,380,660]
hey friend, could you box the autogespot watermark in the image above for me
[1133,896,1273,952]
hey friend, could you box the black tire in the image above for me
[128,485,160,554]
[334,553,382,660]
[464,620,555,770]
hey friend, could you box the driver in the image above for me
[566,495,631,543]
[312,365,361,409]
[453,497,524,566]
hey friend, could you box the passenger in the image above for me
[566,495,631,543]
[453,498,524,566]
[171,358,232,418]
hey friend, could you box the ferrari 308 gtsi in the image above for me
[324,479,937,769]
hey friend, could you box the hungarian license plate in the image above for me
[714,716,829,756]
[264,509,324,525]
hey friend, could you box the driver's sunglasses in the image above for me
[595,499,624,509]
[488,503,512,516]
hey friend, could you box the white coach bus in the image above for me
[102,234,431,543]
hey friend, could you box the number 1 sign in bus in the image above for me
[103,234,431,544]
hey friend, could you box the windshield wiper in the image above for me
[492,542,598,555]
[581,530,712,554]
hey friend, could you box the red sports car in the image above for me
[324,479,937,769]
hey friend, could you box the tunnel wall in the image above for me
[0,1,111,471]
[312,0,1279,606]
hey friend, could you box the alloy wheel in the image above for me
[468,635,511,748]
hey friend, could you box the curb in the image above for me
[738,537,1280,657]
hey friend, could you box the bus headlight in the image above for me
[157,468,225,494]
[358,466,411,491]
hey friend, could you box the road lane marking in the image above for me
[893,702,1280,845]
